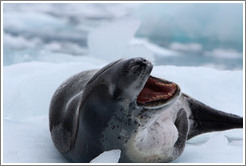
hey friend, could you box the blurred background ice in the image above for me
[2,2,244,164]
[3,3,243,69]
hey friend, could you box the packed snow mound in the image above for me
[3,57,243,163]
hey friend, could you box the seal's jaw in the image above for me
[137,75,180,108]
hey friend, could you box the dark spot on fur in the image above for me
[117,136,121,139]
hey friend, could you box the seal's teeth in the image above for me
[156,82,174,87]
[161,95,167,98]
[148,93,175,102]
[156,82,165,86]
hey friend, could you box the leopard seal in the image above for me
[49,57,243,163]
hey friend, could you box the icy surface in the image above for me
[3,58,243,163]
[90,149,121,163]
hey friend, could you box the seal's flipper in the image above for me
[173,109,189,159]
[186,97,243,140]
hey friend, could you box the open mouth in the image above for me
[137,75,180,107]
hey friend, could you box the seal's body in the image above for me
[49,58,243,163]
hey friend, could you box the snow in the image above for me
[169,42,203,53]
[205,48,242,59]
[131,38,179,57]
[3,33,41,49]
[174,132,243,163]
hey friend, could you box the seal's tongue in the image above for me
[137,76,177,106]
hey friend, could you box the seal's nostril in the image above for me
[136,58,148,65]
[138,57,147,62]
[135,61,146,67]
[130,57,148,63]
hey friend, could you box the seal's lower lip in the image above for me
[136,75,180,107]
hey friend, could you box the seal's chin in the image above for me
[137,75,180,108]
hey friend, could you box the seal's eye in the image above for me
[113,88,123,100]
[137,76,179,107]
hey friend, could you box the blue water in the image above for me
[3,3,243,70]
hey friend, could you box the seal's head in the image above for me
[84,57,180,110]
[83,57,152,104]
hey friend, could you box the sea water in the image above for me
[3,3,243,70]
